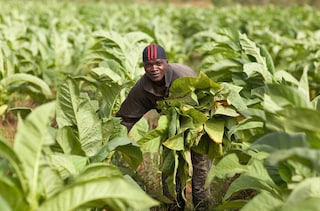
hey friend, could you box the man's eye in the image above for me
[156,61,165,66]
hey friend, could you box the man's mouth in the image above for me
[151,72,160,78]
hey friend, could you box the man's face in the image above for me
[143,59,168,82]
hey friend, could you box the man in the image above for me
[116,44,211,210]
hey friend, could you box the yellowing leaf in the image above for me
[204,118,225,144]
[163,132,184,150]
[0,104,8,116]
[214,99,230,107]
[209,142,223,158]
[213,105,239,117]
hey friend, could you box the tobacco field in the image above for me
[1,0,320,210]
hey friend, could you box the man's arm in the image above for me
[117,116,140,132]
[116,80,152,132]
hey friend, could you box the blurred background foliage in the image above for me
[58,0,320,8]
[14,0,320,8]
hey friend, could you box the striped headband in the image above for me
[142,44,167,62]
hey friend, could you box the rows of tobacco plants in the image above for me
[1,0,320,210]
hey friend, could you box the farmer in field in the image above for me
[116,44,211,210]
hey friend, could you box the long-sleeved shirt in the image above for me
[116,63,196,131]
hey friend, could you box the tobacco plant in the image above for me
[0,102,158,211]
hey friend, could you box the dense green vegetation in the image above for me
[1,0,320,210]
[211,0,320,7]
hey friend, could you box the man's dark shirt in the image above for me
[116,63,196,131]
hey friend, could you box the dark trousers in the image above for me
[162,150,211,211]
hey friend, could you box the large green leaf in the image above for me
[162,132,185,150]
[40,166,64,198]
[137,115,169,153]
[38,177,158,211]
[56,126,85,156]
[91,66,123,85]
[56,77,79,127]
[50,153,88,180]
[0,139,25,191]
[89,60,126,118]
[13,101,55,208]
[204,118,225,144]
[257,43,275,74]
[243,62,273,83]
[241,191,283,211]
[266,108,320,133]
[165,72,221,106]
[205,153,247,187]
[128,116,149,141]
[298,67,310,102]
[249,132,309,153]
[220,155,279,202]
[89,136,143,169]
[204,58,243,80]
[76,93,102,156]
[163,150,180,201]
[213,104,239,117]
[107,137,143,169]
[0,139,30,210]
[283,177,320,208]
[0,177,27,211]
[245,157,277,186]
[266,148,320,172]
[73,163,123,182]
[227,118,264,140]
[223,174,277,201]
[264,84,312,112]
[274,70,300,86]
[90,30,150,81]
[281,198,320,211]
[221,83,248,112]
[97,81,123,118]
[56,77,102,156]
[0,73,52,97]
[239,33,273,82]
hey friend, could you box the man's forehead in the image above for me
[144,59,166,64]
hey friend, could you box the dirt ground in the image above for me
[0,112,17,144]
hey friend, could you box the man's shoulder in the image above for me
[130,74,155,95]
[169,63,196,77]
[132,75,148,90]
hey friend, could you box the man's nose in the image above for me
[151,64,158,70]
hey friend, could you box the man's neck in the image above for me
[154,77,165,86]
